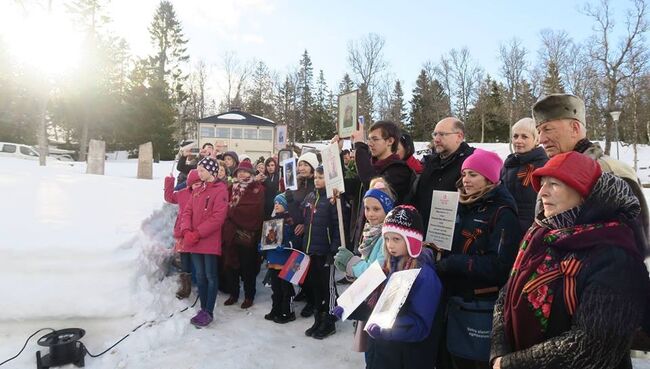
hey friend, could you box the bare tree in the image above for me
[347,33,388,120]
[538,29,573,79]
[447,47,483,122]
[499,38,528,144]
[584,0,648,154]
[622,43,648,170]
[220,51,251,110]
[431,59,453,114]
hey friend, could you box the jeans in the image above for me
[180,252,192,273]
[191,253,218,315]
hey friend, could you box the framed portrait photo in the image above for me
[338,90,359,138]
[261,219,284,251]
[282,157,298,191]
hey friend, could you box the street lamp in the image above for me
[609,110,622,160]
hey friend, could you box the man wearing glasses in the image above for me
[414,117,475,231]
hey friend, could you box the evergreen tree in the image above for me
[275,75,298,144]
[296,50,313,142]
[306,70,335,140]
[468,76,508,142]
[388,80,407,127]
[409,69,450,140]
[542,61,565,95]
[338,73,355,94]
[245,61,274,119]
[147,1,189,106]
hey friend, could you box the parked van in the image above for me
[0,142,40,160]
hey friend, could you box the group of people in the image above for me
[163,93,649,369]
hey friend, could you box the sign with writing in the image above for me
[425,190,459,251]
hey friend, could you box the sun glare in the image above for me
[3,10,83,76]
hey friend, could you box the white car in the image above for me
[0,142,40,160]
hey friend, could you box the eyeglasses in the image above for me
[367,136,385,143]
[431,131,460,138]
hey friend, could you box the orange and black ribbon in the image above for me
[522,258,583,315]
[461,229,483,254]
[517,164,536,187]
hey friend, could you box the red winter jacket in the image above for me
[222,181,265,269]
[164,176,193,251]
[180,180,229,255]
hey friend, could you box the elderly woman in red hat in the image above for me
[221,160,266,309]
[491,152,649,369]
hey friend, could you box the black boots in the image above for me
[175,272,192,299]
[305,312,336,339]
[300,302,314,317]
[312,313,336,339]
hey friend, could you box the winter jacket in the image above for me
[577,139,649,244]
[262,172,281,220]
[350,249,443,369]
[436,183,522,299]
[346,236,386,278]
[179,180,229,255]
[300,187,340,255]
[264,213,296,269]
[500,146,548,231]
[491,172,649,369]
[222,181,265,269]
[415,142,475,231]
[351,142,414,248]
[164,176,193,251]
[286,176,315,224]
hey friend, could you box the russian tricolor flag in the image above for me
[279,250,310,285]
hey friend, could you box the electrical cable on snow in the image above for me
[0,295,199,365]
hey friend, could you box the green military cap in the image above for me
[532,94,586,127]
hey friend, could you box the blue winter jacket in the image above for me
[378,248,442,342]
[264,213,296,266]
[300,187,340,255]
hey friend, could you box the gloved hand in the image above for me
[366,323,381,339]
[165,175,175,187]
[331,306,344,321]
[183,230,200,248]
[334,247,354,272]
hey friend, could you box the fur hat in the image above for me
[186,169,201,187]
[298,152,320,171]
[531,151,601,198]
[198,157,219,176]
[461,148,503,184]
[233,160,255,176]
[382,205,424,258]
[532,94,586,127]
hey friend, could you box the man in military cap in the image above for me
[533,93,648,241]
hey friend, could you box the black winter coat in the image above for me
[415,142,475,231]
[262,172,281,220]
[436,183,523,298]
[500,146,548,231]
[300,188,340,255]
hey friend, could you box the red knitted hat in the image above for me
[234,160,255,176]
[187,169,201,187]
[531,151,601,198]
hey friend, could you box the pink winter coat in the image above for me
[180,180,229,255]
[164,177,193,244]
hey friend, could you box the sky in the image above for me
[0,0,637,105]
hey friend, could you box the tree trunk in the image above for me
[480,112,485,143]
[38,92,49,167]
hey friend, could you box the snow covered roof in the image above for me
[198,110,276,127]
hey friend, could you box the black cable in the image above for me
[85,294,200,358]
[0,328,55,367]
[0,294,201,363]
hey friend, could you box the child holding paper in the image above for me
[333,205,442,369]
[263,193,297,324]
[300,165,340,339]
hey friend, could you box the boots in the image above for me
[175,272,192,299]
[300,302,314,317]
[312,313,336,339]
[304,312,322,337]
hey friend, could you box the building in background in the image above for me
[197,110,276,158]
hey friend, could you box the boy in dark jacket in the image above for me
[263,193,297,324]
[301,166,340,339]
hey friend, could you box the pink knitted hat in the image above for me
[460,148,503,184]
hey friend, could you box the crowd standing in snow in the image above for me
[162,93,650,369]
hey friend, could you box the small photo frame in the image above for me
[261,219,284,250]
[278,149,293,164]
[282,157,298,191]
[338,90,359,138]
[275,125,287,150]
[300,145,319,156]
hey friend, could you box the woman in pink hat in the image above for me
[435,148,523,368]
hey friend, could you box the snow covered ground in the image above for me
[0,142,649,369]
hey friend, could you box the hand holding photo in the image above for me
[365,268,421,330]
[261,219,284,251]
[282,157,298,190]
